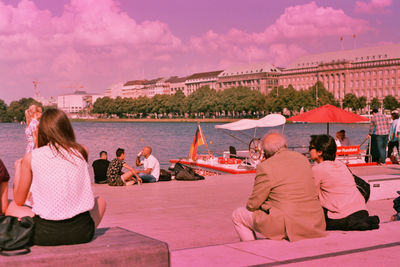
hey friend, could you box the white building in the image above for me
[167,76,187,95]
[58,91,103,113]
[121,80,147,98]
[185,70,223,95]
[105,82,124,99]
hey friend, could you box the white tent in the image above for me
[215,114,286,131]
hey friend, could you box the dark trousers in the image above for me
[324,209,379,231]
[375,135,388,164]
[387,140,399,158]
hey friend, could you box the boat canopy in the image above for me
[215,114,286,131]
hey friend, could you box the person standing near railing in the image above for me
[368,108,390,164]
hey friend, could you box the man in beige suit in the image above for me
[232,132,326,241]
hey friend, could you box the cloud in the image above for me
[189,2,371,69]
[354,0,392,14]
[0,0,184,101]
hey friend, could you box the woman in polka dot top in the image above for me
[6,108,106,246]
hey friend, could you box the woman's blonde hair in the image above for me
[25,104,42,125]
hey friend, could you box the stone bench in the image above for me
[171,221,400,266]
[1,227,170,267]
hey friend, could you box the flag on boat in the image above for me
[189,124,207,161]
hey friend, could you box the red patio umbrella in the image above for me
[287,104,370,135]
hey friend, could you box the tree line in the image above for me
[1,82,399,122]
[92,82,399,119]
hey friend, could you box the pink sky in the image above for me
[0,0,399,103]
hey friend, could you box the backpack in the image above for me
[172,162,205,181]
[158,169,172,181]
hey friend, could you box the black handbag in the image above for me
[353,174,371,203]
[0,215,34,256]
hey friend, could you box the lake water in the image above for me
[0,121,371,183]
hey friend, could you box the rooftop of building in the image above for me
[166,76,187,83]
[219,62,280,77]
[288,43,400,69]
[60,90,102,96]
[123,80,147,86]
[144,78,163,85]
[186,70,224,80]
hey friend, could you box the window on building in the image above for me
[393,78,396,85]
[379,70,383,75]
[374,71,377,76]
[386,79,389,86]
[379,79,383,86]
[361,72,365,77]
[350,73,353,78]
[361,80,365,88]
[374,80,377,86]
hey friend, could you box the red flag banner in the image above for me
[189,124,206,161]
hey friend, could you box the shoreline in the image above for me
[70,118,239,123]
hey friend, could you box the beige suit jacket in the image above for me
[247,149,326,241]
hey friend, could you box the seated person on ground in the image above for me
[309,134,379,231]
[0,158,10,215]
[6,108,106,246]
[92,151,110,184]
[107,148,141,186]
[232,132,326,242]
[335,130,350,147]
[135,146,160,183]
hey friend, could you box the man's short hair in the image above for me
[262,132,288,157]
[372,108,379,113]
[100,151,107,157]
[392,112,399,120]
[116,148,125,157]
[144,146,152,154]
[339,130,345,134]
[310,134,337,161]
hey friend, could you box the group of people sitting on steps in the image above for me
[232,132,380,242]
[92,146,160,186]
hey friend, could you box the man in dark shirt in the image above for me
[0,158,10,214]
[92,151,110,184]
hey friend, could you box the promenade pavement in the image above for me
[7,164,400,266]
[90,164,400,266]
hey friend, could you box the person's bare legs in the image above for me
[89,196,106,228]
[121,171,141,185]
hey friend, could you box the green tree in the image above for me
[342,93,360,111]
[369,98,381,110]
[187,86,219,116]
[307,81,338,107]
[0,99,9,122]
[7,98,41,122]
[358,96,367,111]
[383,95,398,111]
[168,90,187,115]
[92,97,114,115]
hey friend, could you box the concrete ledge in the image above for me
[171,221,400,266]
[1,227,170,267]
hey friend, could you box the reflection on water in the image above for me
[0,121,370,183]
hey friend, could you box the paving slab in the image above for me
[6,164,400,266]
[171,221,400,267]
